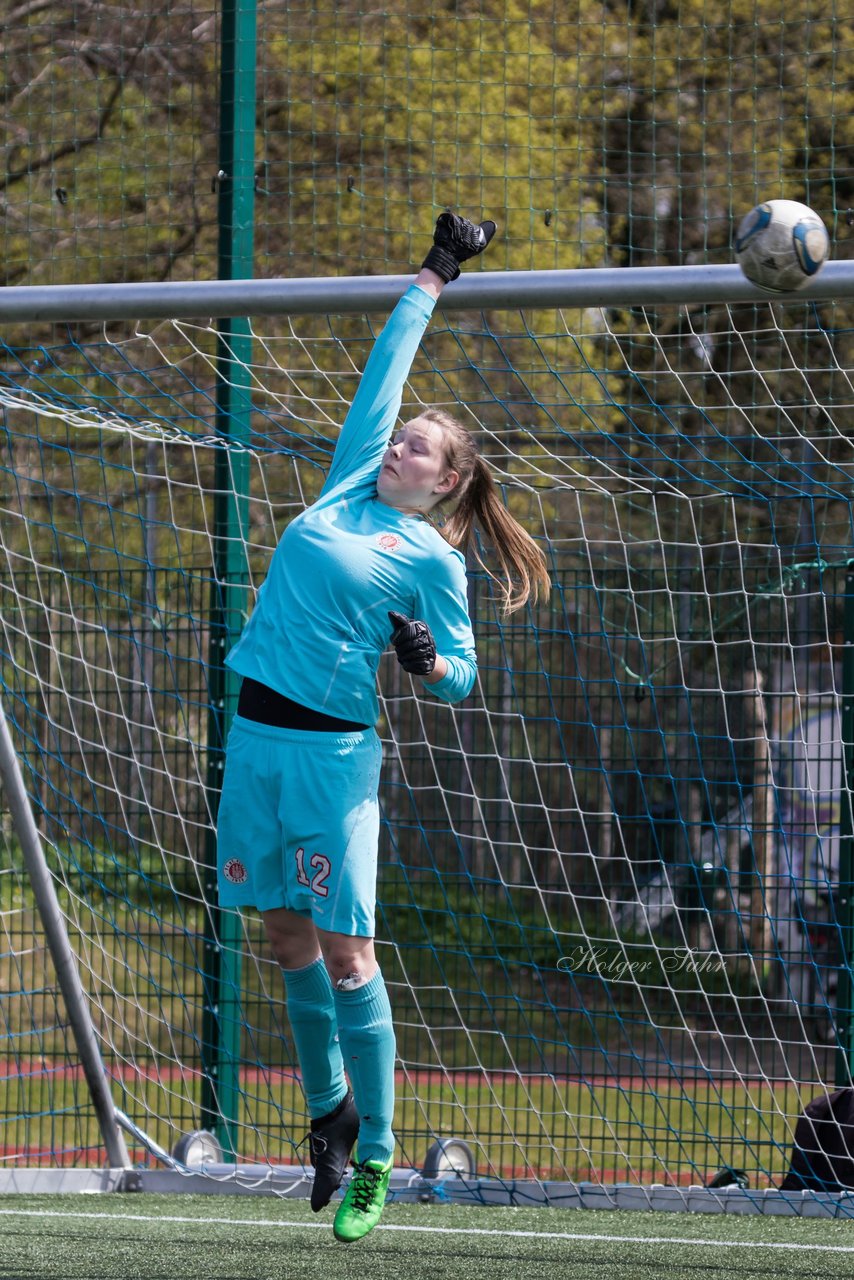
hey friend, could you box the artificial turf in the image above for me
[1,1194,854,1280]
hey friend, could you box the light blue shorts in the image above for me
[216,715,383,937]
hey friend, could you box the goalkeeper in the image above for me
[217,213,549,1243]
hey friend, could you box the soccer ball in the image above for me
[734,199,829,292]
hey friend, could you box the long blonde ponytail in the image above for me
[420,410,551,615]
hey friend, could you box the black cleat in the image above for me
[308,1091,360,1212]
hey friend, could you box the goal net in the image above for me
[0,274,852,1199]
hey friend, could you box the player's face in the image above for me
[376,417,459,512]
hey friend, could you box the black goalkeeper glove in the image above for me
[388,611,437,676]
[421,211,497,284]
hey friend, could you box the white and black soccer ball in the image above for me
[734,199,829,292]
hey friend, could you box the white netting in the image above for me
[0,293,851,1193]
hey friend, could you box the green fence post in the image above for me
[836,564,854,1085]
[202,0,257,1159]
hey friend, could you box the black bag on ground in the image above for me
[780,1087,854,1192]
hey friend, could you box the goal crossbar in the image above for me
[1,262,854,324]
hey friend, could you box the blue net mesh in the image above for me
[0,295,851,1192]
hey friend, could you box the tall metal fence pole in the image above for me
[202,0,257,1159]
[0,699,131,1171]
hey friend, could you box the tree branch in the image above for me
[157,215,206,282]
[1,27,150,193]
[0,0,65,36]
[2,73,124,191]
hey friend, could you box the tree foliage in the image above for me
[0,1,219,287]
[4,0,849,287]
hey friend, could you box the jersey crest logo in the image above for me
[376,533,402,551]
[223,857,248,885]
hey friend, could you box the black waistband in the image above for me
[237,677,369,733]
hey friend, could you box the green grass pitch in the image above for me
[1,1195,854,1280]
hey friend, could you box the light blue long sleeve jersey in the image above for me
[225,284,477,725]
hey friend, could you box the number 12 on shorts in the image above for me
[295,846,331,897]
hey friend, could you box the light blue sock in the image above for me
[333,968,396,1165]
[282,957,347,1120]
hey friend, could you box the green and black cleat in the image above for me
[308,1091,360,1212]
[333,1156,393,1243]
